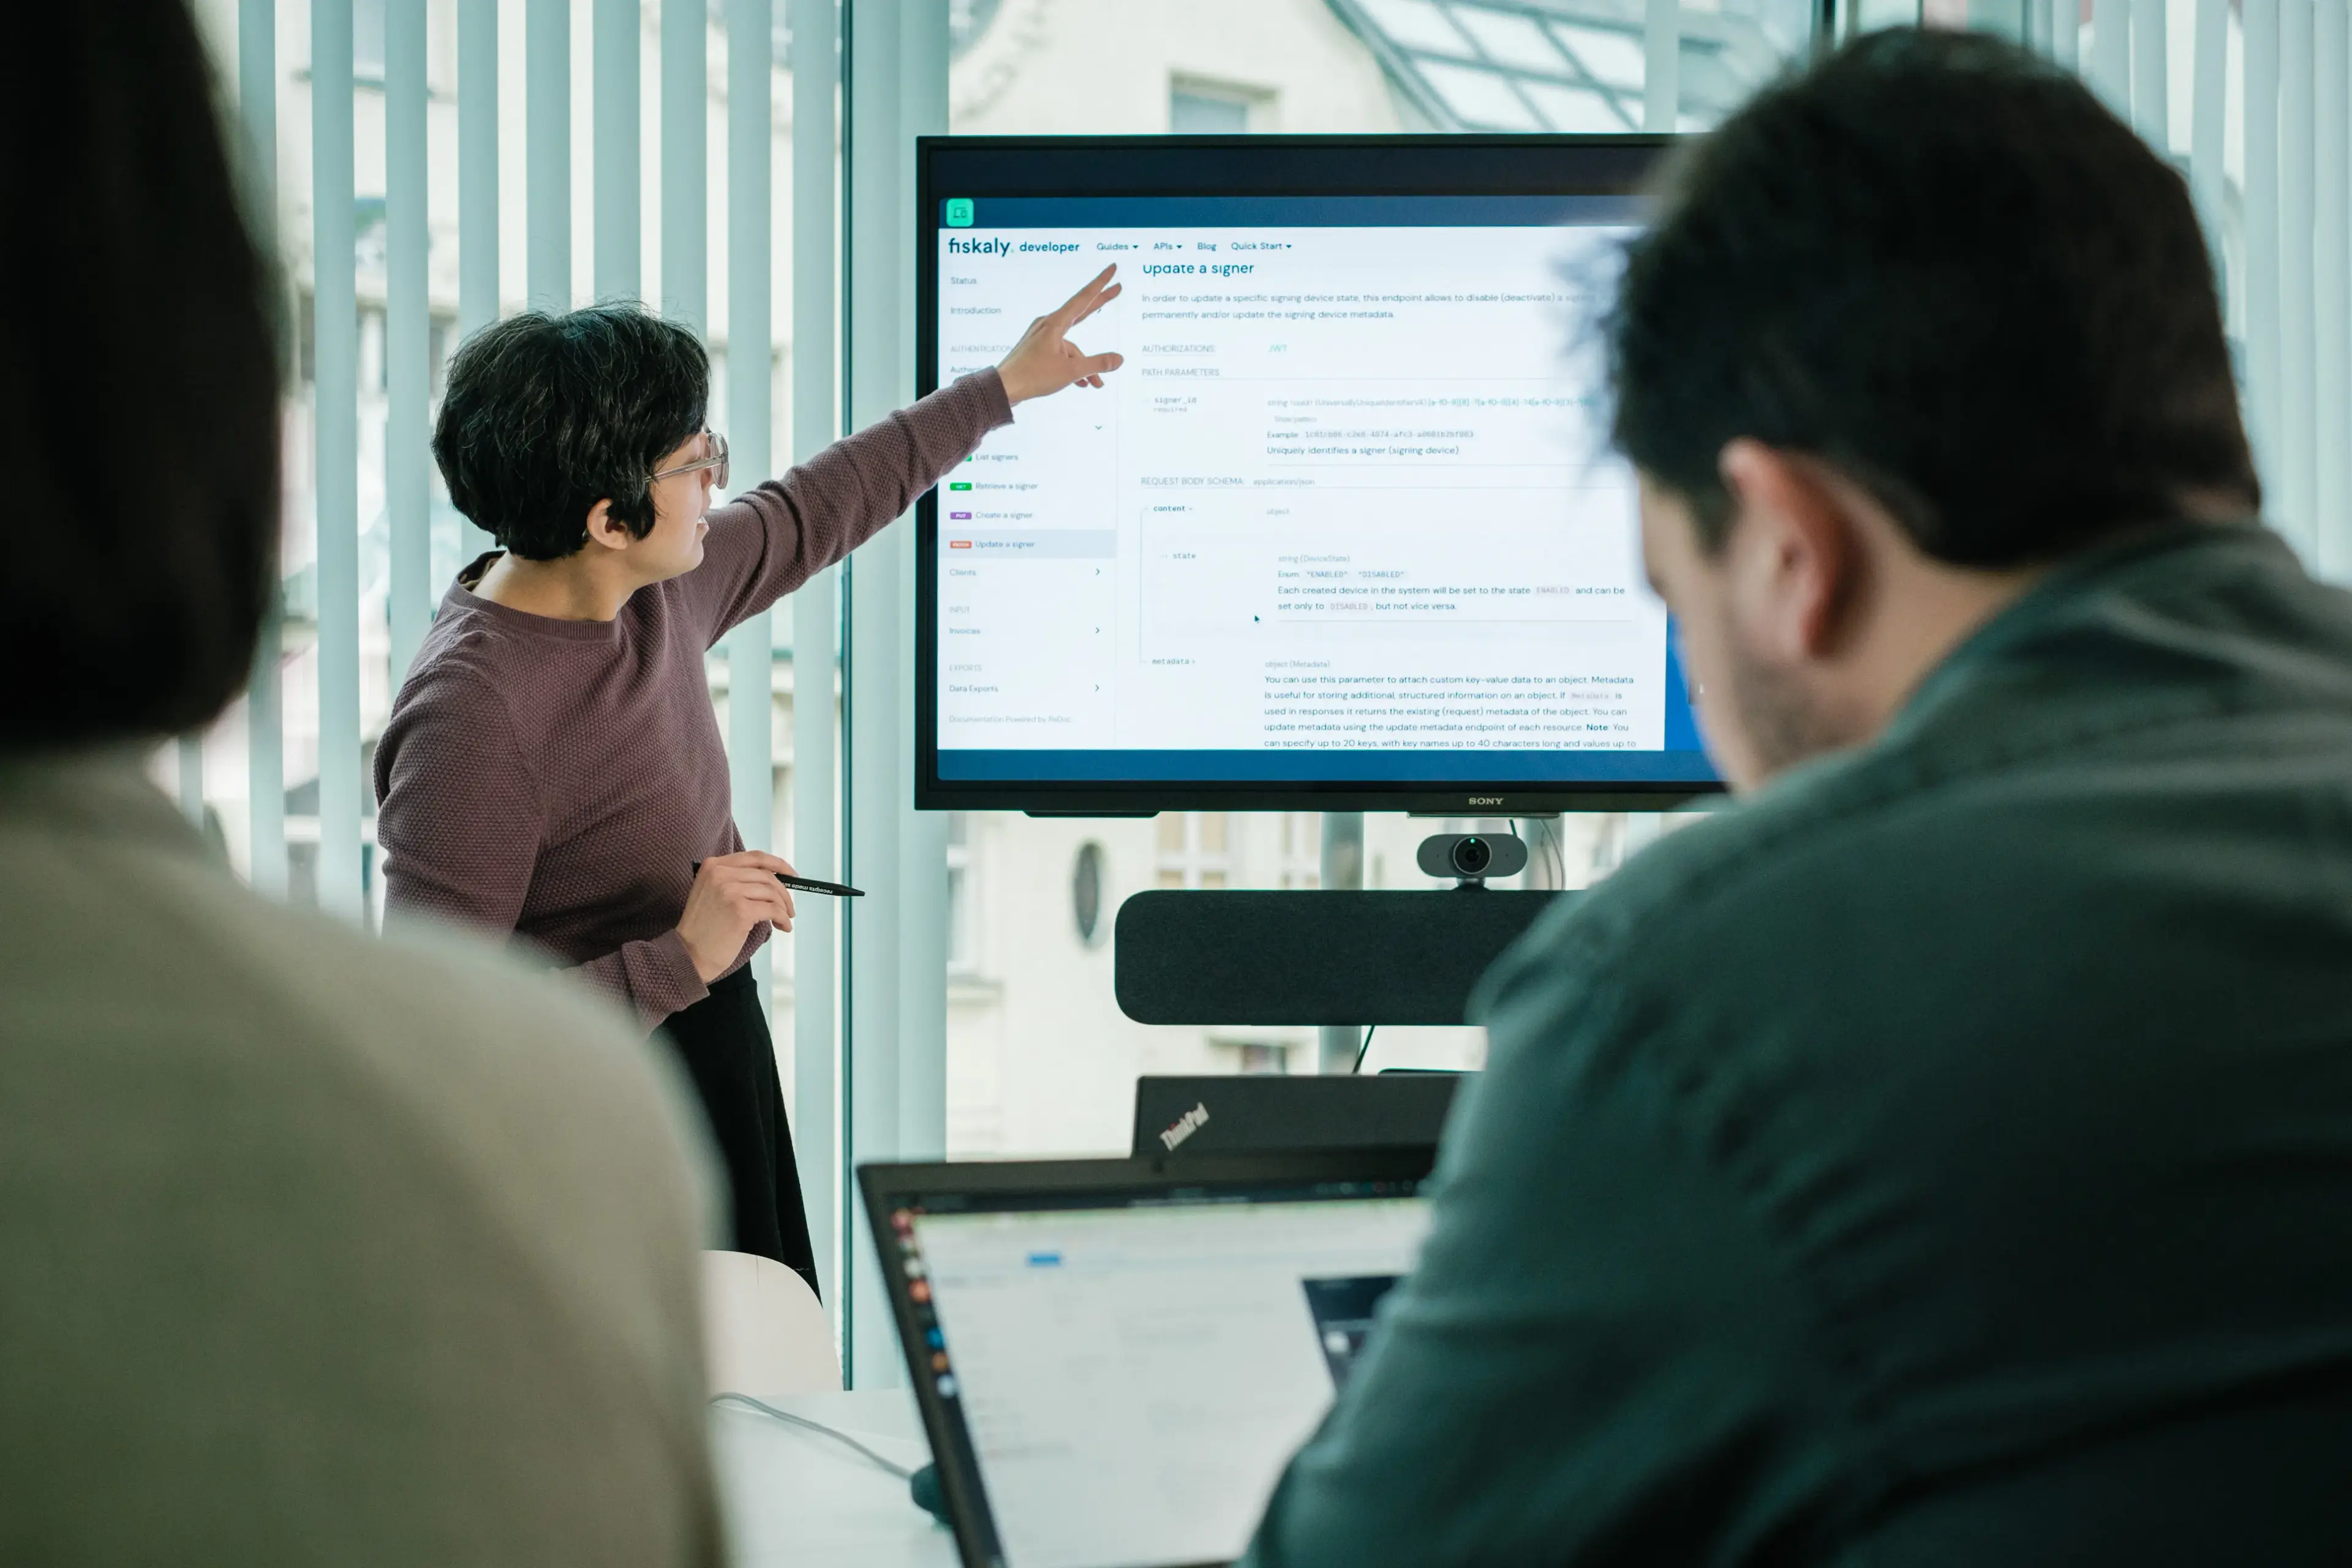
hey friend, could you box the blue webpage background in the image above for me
[931,192,1716,788]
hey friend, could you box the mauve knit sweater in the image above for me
[374,369,1011,1031]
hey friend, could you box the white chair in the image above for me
[701,1250,840,1396]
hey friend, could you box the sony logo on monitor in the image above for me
[1468,797,1506,807]
[946,236,1010,257]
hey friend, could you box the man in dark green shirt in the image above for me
[1247,30,2352,1566]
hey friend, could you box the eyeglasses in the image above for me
[650,429,728,491]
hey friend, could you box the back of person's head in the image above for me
[434,304,710,561]
[1608,28,2258,567]
[0,1,281,748]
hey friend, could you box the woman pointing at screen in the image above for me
[374,268,1121,1286]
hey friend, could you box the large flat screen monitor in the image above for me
[915,135,1720,814]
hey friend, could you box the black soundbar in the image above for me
[1112,889,1569,1026]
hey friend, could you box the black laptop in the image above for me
[1132,1072,1464,1158]
[859,1147,1438,1568]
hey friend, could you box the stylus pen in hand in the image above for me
[775,871,864,898]
[690,859,866,897]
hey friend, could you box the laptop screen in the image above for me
[880,1172,1433,1568]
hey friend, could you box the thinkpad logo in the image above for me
[1158,1101,1211,1152]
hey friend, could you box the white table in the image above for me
[712,1388,960,1567]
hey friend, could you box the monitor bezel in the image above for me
[858,1147,1441,1568]
[913,133,1722,815]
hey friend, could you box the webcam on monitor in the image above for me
[1415,832,1528,884]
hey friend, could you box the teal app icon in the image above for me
[944,197,974,228]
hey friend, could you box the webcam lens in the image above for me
[1452,836,1493,876]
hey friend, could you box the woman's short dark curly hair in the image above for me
[433,304,710,561]
[0,0,282,747]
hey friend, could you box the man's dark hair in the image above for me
[1608,28,2258,566]
[434,305,709,561]
[0,1,282,746]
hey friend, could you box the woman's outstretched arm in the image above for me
[685,266,1125,643]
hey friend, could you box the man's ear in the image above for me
[1717,439,1859,662]
[582,499,633,553]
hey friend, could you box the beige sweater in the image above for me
[0,748,725,1566]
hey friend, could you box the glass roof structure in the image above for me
[1325,0,1819,132]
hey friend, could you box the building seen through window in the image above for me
[1155,813,1232,890]
[1170,83,1259,132]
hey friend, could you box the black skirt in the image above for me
[656,964,819,1295]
